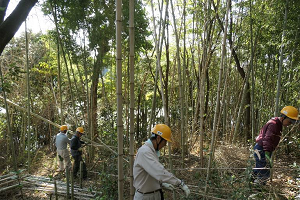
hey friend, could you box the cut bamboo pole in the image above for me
[71,173,74,200]
[66,168,70,199]
[80,161,83,188]
[0,184,20,193]
[54,180,58,200]
[0,96,60,129]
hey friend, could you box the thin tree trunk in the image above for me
[0,0,38,55]
[148,0,165,133]
[170,0,184,162]
[22,112,26,156]
[116,0,124,198]
[190,0,197,154]
[213,0,251,140]
[90,51,102,162]
[274,0,288,116]
[249,0,255,144]
[67,52,85,121]
[83,36,91,139]
[52,3,64,124]
[0,63,17,171]
[59,43,78,127]
[205,0,229,193]
[129,0,135,198]
[232,67,251,144]
[25,20,31,170]
[182,0,188,161]
[151,0,169,124]
[271,0,289,182]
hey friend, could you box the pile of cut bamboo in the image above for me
[0,172,25,193]
[0,172,98,199]
[24,175,98,199]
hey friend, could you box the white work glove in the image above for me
[179,180,190,197]
[162,183,175,191]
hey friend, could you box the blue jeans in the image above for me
[253,143,272,182]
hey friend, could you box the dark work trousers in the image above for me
[253,143,272,183]
[159,189,164,200]
[72,154,87,178]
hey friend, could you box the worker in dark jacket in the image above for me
[70,127,87,179]
[253,106,299,185]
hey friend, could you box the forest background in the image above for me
[0,0,300,199]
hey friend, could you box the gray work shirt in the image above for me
[55,132,71,150]
[133,141,181,193]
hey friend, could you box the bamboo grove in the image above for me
[0,0,300,199]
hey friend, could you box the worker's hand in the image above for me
[179,180,190,197]
[78,147,83,151]
[162,183,175,191]
[265,151,272,168]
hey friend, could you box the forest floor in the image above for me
[0,144,300,199]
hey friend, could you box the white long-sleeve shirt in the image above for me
[133,141,181,193]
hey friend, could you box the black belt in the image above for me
[137,189,161,194]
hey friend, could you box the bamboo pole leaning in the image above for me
[0,96,61,129]
[0,96,129,162]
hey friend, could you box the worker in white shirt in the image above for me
[133,124,190,200]
[55,125,71,172]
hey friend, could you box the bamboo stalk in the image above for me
[0,175,18,183]
[71,173,74,200]
[0,96,60,129]
[0,173,15,179]
[0,183,20,192]
[54,180,58,200]
[66,168,70,199]
[22,187,96,198]
[0,179,18,187]
[80,161,83,188]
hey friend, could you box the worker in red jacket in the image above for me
[253,106,299,185]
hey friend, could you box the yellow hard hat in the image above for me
[280,106,299,120]
[60,125,68,131]
[151,124,172,142]
[76,127,85,134]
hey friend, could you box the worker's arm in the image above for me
[138,150,181,186]
[64,135,71,144]
[138,149,190,197]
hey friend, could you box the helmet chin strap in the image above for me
[282,115,288,123]
[155,137,162,151]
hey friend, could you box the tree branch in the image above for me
[0,0,38,55]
